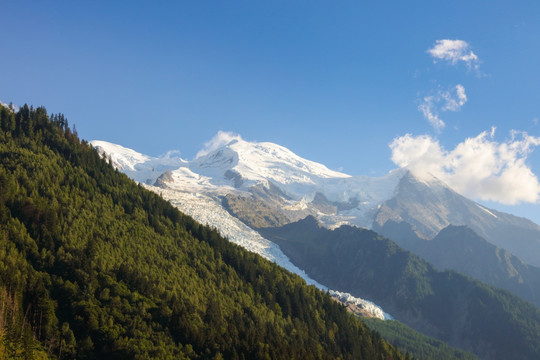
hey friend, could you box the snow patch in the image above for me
[330,291,392,320]
[476,204,498,218]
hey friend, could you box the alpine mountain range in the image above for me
[91,135,540,260]
[91,134,540,358]
[91,134,540,300]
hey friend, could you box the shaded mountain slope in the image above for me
[373,172,540,266]
[261,216,540,360]
[0,104,406,359]
[419,225,540,307]
[376,220,540,307]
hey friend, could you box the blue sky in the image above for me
[1,1,539,223]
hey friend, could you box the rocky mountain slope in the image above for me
[93,138,395,319]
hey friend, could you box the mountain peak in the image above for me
[402,168,449,188]
[191,133,351,192]
[195,131,244,159]
[299,215,321,227]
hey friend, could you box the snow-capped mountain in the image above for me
[193,138,351,186]
[91,138,392,319]
[190,137,404,208]
[90,133,540,267]
[94,137,405,226]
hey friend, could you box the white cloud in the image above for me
[418,85,468,131]
[442,84,467,111]
[162,150,183,159]
[196,131,243,158]
[427,39,480,70]
[418,96,445,131]
[390,129,540,204]
[533,117,538,126]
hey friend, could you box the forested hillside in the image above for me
[0,103,406,359]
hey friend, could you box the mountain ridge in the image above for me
[89,128,540,359]
[380,223,540,307]
[91,136,540,268]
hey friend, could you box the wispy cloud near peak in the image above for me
[390,129,540,204]
[196,131,243,159]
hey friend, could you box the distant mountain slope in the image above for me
[373,172,540,266]
[0,103,406,359]
[404,225,540,308]
[90,138,405,229]
[376,220,540,307]
[93,140,394,320]
[190,136,351,191]
[260,216,540,360]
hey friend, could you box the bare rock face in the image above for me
[222,193,290,229]
[154,170,174,188]
[154,170,174,189]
